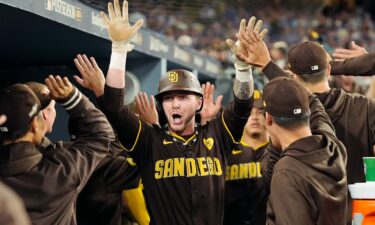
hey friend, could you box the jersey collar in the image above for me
[164,124,200,146]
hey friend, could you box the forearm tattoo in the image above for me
[233,78,253,100]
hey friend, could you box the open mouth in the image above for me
[172,113,182,123]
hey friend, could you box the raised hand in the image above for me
[333,41,368,61]
[226,16,268,70]
[135,92,159,126]
[200,82,223,125]
[74,54,105,97]
[100,0,143,52]
[236,31,271,69]
[45,75,74,101]
[0,114,6,126]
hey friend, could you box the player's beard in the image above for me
[250,131,261,139]
[167,113,195,135]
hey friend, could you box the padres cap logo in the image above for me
[168,71,179,83]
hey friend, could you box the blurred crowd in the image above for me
[129,0,374,62]
[128,0,375,96]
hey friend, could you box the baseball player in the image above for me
[26,82,142,225]
[0,77,114,225]
[102,65,252,223]
[72,1,268,224]
[263,77,347,224]
[224,90,269,225]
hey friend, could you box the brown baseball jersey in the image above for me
[263,95,347,225]
[102,85,253,225]
[75,147,140,225]
[224,142,268,225]
[0,88,115,225]
[263,61,375,224]
[331,52,375,76]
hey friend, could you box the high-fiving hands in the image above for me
[235,30,272,69]
[74,54,105,97]
[226,16,268,70]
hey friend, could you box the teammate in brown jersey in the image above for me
[236,29,375,224]
[263,77,347,225]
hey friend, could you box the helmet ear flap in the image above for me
[195,113,201,124]
[155,100,163,113]
[155,99,168,126]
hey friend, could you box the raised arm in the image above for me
[333,41,368,60]
[100,0,143,89]
[73,0,145,155]
[74,54,105,98]
[226,16,269,102]
[98,0,147,153]
[227,17,266,101]
[45,75,115,190]
[308,94,335,137]
[331,52,375,76]
[97,0,143,116]
[214,17,267,147]
[327,41,375,76]
[73,54,160,127]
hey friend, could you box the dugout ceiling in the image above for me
[0,0,220,140]
[0,0,222,77]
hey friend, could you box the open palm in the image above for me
[200,82,222,125]
[100,0,143,44]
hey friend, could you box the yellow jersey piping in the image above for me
[221,111,240,144]
[122,119,142,152]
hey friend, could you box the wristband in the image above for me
[109,51,127,70]
[235,68,253,82]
